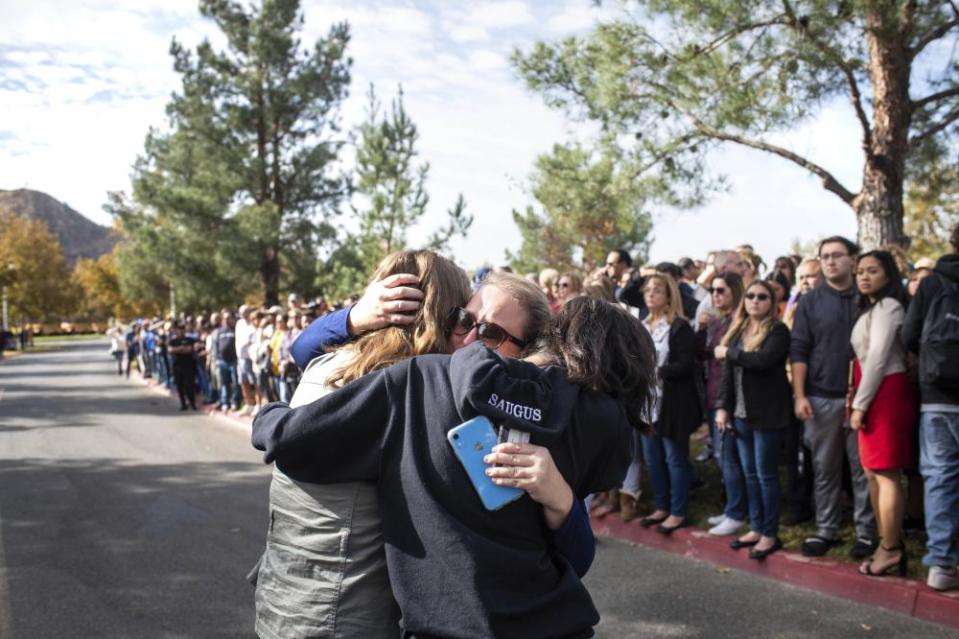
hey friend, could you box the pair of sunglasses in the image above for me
[710,286,727,294]
[447,307,528,349]
[745,292,771,301]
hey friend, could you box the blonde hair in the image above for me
[327,250,470,386]
[538,268,559,289]
[721,280,780,351]
[481,271,551,346]
[643,273,684,322]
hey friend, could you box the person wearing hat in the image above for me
[907,257,936,299]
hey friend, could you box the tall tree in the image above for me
[317,86,472,300]
[508,142,654,273]
[514,0,959,249]
[0,212,77,323]
[113,0,352,307]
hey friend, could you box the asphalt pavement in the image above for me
[0,340,955,638]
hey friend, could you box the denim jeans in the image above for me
[641,432,691,517]
[717,420,747,522]
[919,411,959,568]
[218,361,239,410]
[733,419,782,537]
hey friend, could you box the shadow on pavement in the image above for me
[0,457,269,638]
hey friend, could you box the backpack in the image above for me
[919,274,959,389]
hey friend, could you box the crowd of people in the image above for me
[109,222,959,638]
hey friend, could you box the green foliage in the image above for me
[507,142,653,273]
[513,1,959,246]
[112,0,351,309]
[905,161,959,261]
[319,85,472,300]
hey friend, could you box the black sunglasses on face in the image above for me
[710,286,727,294]
[447,307,528,349]
[745,292,770,301]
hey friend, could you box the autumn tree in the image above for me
[0,212,77,322]
[74,251,160,321]
[514,0,959,249]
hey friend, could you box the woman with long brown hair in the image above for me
[715,279,792,559]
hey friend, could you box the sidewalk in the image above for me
[592,514,959,630]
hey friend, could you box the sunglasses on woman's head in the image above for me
[745,292,770,301]
[446,307,528,349]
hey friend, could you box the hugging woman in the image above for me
[253,252,656,639]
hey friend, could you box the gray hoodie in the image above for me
[789,282,858,398]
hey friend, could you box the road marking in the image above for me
[0,503,13,639]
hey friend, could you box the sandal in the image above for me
[859,544,907,577]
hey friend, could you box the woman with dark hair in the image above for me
[850,250,917,576]
[765,270,792,318]
[698,272,748,536]
[634,274,702,533]
[253,296,656,638]
[715,280,791,559]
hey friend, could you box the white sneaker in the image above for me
[709,517,745,536]
[928,566,959,591]
[707,513,726,526]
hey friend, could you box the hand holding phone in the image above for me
[447,416,523,511]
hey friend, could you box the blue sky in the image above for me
[1,0,872,268]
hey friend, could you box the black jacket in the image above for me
[717,322,792,430]
[657,318,702,439]
[252,343,631,639]
[902,254,959,406]
[789,282,858,398]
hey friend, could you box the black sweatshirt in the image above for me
[252,343,631,639]
[789,282,858,398]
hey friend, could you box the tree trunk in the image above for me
[262,245,280,307]
[856,1,912,250]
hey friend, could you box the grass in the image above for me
[623,427,928,579]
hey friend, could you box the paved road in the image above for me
[0,341,955,638]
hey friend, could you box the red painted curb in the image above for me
[592,515,959,630]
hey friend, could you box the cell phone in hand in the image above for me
[447,416,523,511]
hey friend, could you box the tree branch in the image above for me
[911,85,959,111]
[781,0,872,151]
[909,17,959,59]
[684,112,858,204]
[686,16,790,58]
[910,104,959,148]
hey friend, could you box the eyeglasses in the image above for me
[819,252,849,262]
[447,307,528,349]
[710,286,727,295]
[745,292,771,301]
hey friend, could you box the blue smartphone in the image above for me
[447,416,524,511]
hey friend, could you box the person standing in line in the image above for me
[235,305,257,415]
[635,273,702,533]
[698,272,747,536]
[107,321,124,375]
[849,250,917,576]
[679,257,707,301]
[902,223,959,592]
[169,321,199,411]
[791,236,877,559]
[216,312,239,412]
[715,280,791,559]
[783,258,822,328]
[605,249,633,302]
[691,250,750,330]
[554,271,584,308]
[124,323,139,378]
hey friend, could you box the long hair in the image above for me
[327,250,471,386]
[721,280,781,352]
[856,250,905,311]
[712,272,744,318]
[546,297,656,431]
[643,273,684,322]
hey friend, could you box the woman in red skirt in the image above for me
[850,250,918,577]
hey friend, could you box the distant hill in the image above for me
[0,189,116,265]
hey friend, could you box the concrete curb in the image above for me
[592,515,959,630]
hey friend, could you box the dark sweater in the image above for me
[252,343,631,639]
[902,254,959,406]
[657,318,702,440]
[717,323,792,430]
[789,282,858,398]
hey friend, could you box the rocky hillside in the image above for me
[0,189,116,265]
